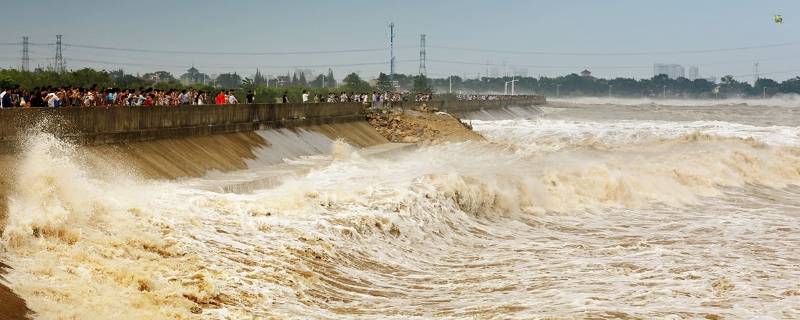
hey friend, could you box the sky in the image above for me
[1,0,799,82]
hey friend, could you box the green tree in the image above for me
[342,72,371,92]
[216,73,242,89]
[412,74,431,93]
[326,68,337,88]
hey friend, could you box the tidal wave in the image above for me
[4,105,800,319]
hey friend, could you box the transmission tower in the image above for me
[21,36,29,72]
[55,35,65,73]
[753,62,759,85]
[419,34,427,76]
[389,23,396,76]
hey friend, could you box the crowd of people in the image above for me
[0,87,242,108]
[0,86,437,109]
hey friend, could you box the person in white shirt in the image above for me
[227,91,238,104]
[0,89,6,109]
[45,92,60,107]
[301,90,309,103]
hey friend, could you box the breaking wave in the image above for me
[4,108,800,319]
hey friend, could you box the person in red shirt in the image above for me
[214,91,226,105]
[143,94,154,106]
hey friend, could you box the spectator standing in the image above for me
[214,91,226,105]
[45,91,59,107]
[282,91,289,104]
[302,90,309,103]
[0,88,7,109]
[246,90,255,103]
[227,91,238,104]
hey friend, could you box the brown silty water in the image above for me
[2,102,800,319]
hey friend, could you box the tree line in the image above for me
[429,73,800,98]
[5,67,800,100]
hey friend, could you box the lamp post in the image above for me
[510,77,519,96]
[449,75,453,94]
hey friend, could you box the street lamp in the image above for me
[510,77,519,96]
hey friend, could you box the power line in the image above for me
[427,58,650,69]
[65,57,415,70]
[428,41,800,56]
[61,43,394,56]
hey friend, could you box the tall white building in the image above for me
[654,63,686,79]
[688,66,699,80]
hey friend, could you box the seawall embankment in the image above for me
[0,96,544,152]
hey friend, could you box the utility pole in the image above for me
[609,84,613,97]
[663,85,667,98]
[54,35,65,73]
[21,36,29,72]
[449,75,452,93]
[556,84,561,98]
[418,34,426,76]
[389,23,396,77]
[763,86,767,99]
[322,75,326,88]
[504,81,509,95]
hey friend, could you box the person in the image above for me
[0,88,11,108]
[214,91,226,105]
[0,88,7,109]
[246,90,255,104]
[313,94,320,103]
[45,90,60,107]
[301,90,309,103]
[282,91,289,104]
[227,91,238,104]
[30,90,45,108]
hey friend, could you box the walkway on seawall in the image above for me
[0,96,545,151]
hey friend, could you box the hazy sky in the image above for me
[1,0,799,82]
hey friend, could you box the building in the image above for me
[180,66,211,85]
[654,63,685,79]
[580,69,592,78]
[687,66,699,80]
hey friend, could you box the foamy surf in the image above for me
[3,102,800,319]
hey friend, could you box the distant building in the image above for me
[687,66,699,80]
[580,69,592,78]
[180,66,211,85]
[654,63,685,79]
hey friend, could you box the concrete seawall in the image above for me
[0,97,544,151]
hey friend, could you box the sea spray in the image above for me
[1,131,219,319]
